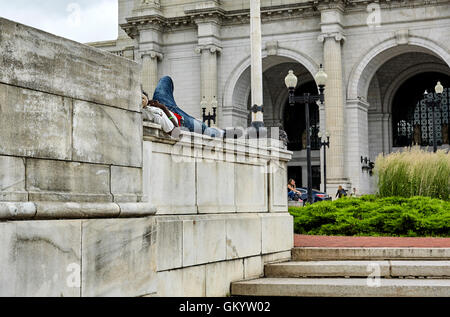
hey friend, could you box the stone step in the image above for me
[231,278,450,297]
[265,261,450,278]
[293,247,450,261]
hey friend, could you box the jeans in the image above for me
[152,76,224,137]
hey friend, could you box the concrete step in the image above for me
[231,278,450,297]
[293,247,450,261]
[265,261,450,278]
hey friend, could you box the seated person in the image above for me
[151,76,224,138]
[142,91,179,136]
[287,179,302,202]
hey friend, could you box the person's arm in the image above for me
[149,100,179,127]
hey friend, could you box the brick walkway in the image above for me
[294,234,450,248]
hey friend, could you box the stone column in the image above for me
[196,45,221,127]
[318,32,348,192]
[140,50,163,95]
[250,0,264,127]
[318,2,349,195]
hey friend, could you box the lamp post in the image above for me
[318,130,330,193]
[285,64,327,204]
[424,81,444,153]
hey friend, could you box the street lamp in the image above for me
[285,64,327,204]
[424,81,445,152]
[318,130,330,193]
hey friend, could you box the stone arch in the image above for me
[222,47,319,125]
[347,36,450,101]
[383,63,450,114]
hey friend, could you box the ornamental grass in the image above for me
[375,147,450,200]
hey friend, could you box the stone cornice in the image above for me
[120,0,450,38]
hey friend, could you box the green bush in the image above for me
[375,147,450,200]
[289,196,450,237]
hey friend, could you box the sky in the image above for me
[0,0,118,43]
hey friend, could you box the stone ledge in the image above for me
[0,201,156,220]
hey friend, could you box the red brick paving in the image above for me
[294,234,450,248]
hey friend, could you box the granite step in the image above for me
[293,247,450,261]
[265,260,450,278]
[231,278,450,297]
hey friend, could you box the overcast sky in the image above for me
[0,0,118,43]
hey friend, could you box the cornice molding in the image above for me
[120,0,450,38]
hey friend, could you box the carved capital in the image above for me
[318,32,346,43]
[140,50,163,60]
[195,44,222,54]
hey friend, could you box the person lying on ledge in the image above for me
[150,76,224,138]
[142,91,180,136]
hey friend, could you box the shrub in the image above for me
[289,196,450,237]
[375,147,450,200]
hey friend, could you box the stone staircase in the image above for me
[231,247,450,297]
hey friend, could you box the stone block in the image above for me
[26,159,112,202]
[34,202,120,219]
[197,161,236,213]
[117,202,157,218]
[244,256,264,279]
[157,219,183,271]
[0,17,141,112]
[0,84,72,160]
[260,214,294,254]
[157,265,206,297]
[235,163,267,212]
[226,214,261,259]
[111,166,143,202]
[205,259,244,297]
[0,155,27,201]
[0,220,82,297]
[183,216,227,266]
[269,161,289,212]
[72,100,142,167]
[262,251,292,264]
[0,202,36,219]
[81,217,157,297]
[144,149,196,214]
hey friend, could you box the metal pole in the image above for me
[323,140,327,193]
[432,101,437,153]
[250,0,264,128]
[305,93,313,204]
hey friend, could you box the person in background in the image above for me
[142,91,179,136]
[151,76,224,138]
[351,187,357,197]
[335,185,347,199]
[287,179,303,202]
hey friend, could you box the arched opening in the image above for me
[363,49,450,159]
[229,55,321,189]
[282,80,320,152]
[392,72,450,148]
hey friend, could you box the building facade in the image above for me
[90,0,450,195]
